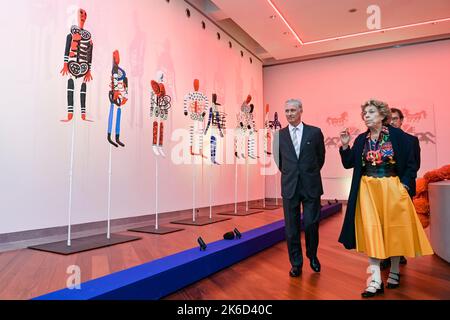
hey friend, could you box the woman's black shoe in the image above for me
[399,256,407,265]
[361,281,384,298]
[386,272,401,289]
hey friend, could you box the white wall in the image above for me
[263,40,450,200]
[0,0,264,234]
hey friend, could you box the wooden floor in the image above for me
[0,207,449,300]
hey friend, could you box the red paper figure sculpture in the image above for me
[235,95,257,159]
[60,8,93,122]
[184,79,209,158]
[107,50,128,147]
[150,71,171,157]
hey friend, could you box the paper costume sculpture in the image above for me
[235,95,257,159]
[204,93,225,164]
[269,111,282,131]
[264,108,282,155]
[150,71,171,157]
[184,79,209,158]
[60,8,93,122]
[107,50,128,147]
[263,104,271,155]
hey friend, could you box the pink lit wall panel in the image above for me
[263,40,450,200]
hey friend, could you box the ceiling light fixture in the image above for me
[304,17,450,45]
[266,0,450,46]
[266,0,304,44]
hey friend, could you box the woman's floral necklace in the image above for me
[365,126,389,166]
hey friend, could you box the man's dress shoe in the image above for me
[310,257,321,273]
[289,266,302,277]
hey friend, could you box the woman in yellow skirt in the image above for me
[338,99,433,298]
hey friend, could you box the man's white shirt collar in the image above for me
[289,122,304,132]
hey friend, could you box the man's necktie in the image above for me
[292,127,300,158]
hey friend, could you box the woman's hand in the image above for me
[340,128,351,149]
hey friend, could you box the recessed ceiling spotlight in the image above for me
[283,31,289,35]
[269,15,276,19]
[349,8,357,13]
[294,44,299,48]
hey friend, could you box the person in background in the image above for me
[379,107,421,269]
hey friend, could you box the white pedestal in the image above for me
[429,181,450,263]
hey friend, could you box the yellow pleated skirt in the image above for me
[355,175,434,259]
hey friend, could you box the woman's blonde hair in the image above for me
[361,99,391,125]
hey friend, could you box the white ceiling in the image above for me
[205,0,450,65]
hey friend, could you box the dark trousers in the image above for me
[282,178,321,267]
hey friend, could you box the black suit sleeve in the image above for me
[339,134,365,169]
[399,134,418,196]
[316,129,325,170]
[414,137,421,170]
[339,137,358,169]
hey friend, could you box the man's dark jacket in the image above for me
[274,123,326,199]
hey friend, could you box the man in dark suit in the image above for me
[390,108,421,175]
[380,107,421,269]
[274,99,325,277]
